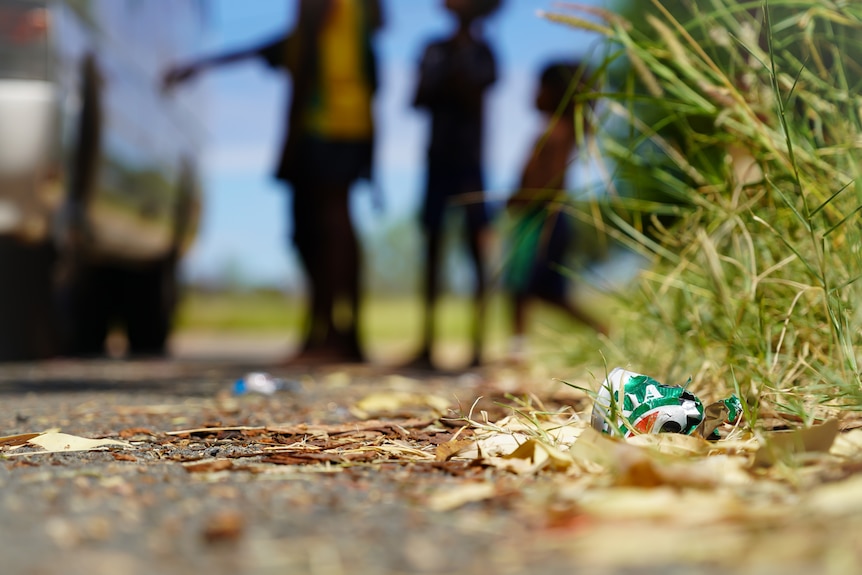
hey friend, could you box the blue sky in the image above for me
[183,0,608,287]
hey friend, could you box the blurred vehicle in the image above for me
[0,0,205,359]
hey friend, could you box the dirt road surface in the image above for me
[0,349,856,575]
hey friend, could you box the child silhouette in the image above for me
[505,61,608,361]
[412,0,501,369]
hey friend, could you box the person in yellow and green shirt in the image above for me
[165,0,383,364]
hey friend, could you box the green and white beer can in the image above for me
[591,367,705,437]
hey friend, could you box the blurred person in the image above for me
[165,0,383,363]
[411,0,500,369]
[505,61,608,361]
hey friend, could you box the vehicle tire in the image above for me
[123,256,178,356]
[0,239,58,360]
[122,160,196,357]
[121,162,198,357]
[60,56,189,358]
[60,262,115,356]
[62,257,178,357]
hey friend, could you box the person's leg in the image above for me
[536,208,609,337]
[408,178,446,368]
[414,218,441,366]
[508,292,529,363]
[292,185,331,356]
[463,190,491,367]
[541,291,609,336]
[512,293,527,340]
[292,136,370,364]
[465,221,487,367]
[321,182,364,360]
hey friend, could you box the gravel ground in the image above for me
[0,359,546,575]
[0,358,849,575]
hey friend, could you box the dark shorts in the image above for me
[292,137,372,188]
[506,208,572,299]
[288,137,370,249]
[421,162,488,233]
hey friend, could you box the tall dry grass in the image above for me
[547,0,862,422]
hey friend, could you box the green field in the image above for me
[174,287,616,366]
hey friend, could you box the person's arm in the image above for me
[163,36,286,89]
[467,41,496,92]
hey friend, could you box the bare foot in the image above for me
[401,349,436,371]
[285,341,364,366]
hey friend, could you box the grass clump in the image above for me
[547,1,862,422]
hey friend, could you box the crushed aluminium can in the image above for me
[591,367,704,437]
[590,367,742,439]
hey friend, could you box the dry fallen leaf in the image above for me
[201,510,245,543]
[183,459,235,473]
[504,439,574,472]
[265,419,433,437]
[350,391,452,419]
[803,474,862,517]
[627,431,713,456]
[831,427,862,459]
[117,428,156,439]
[567,427,625,471]
[166,426,265,437]
[462,432,529,460]
[111,452,139,462]
[435,439,475,462]
[576,487,765,523]
[458,415,585,461]
[754,419,839,467]
[6,432,131,456]
[427,482,496,512]
[0,432,42,447]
